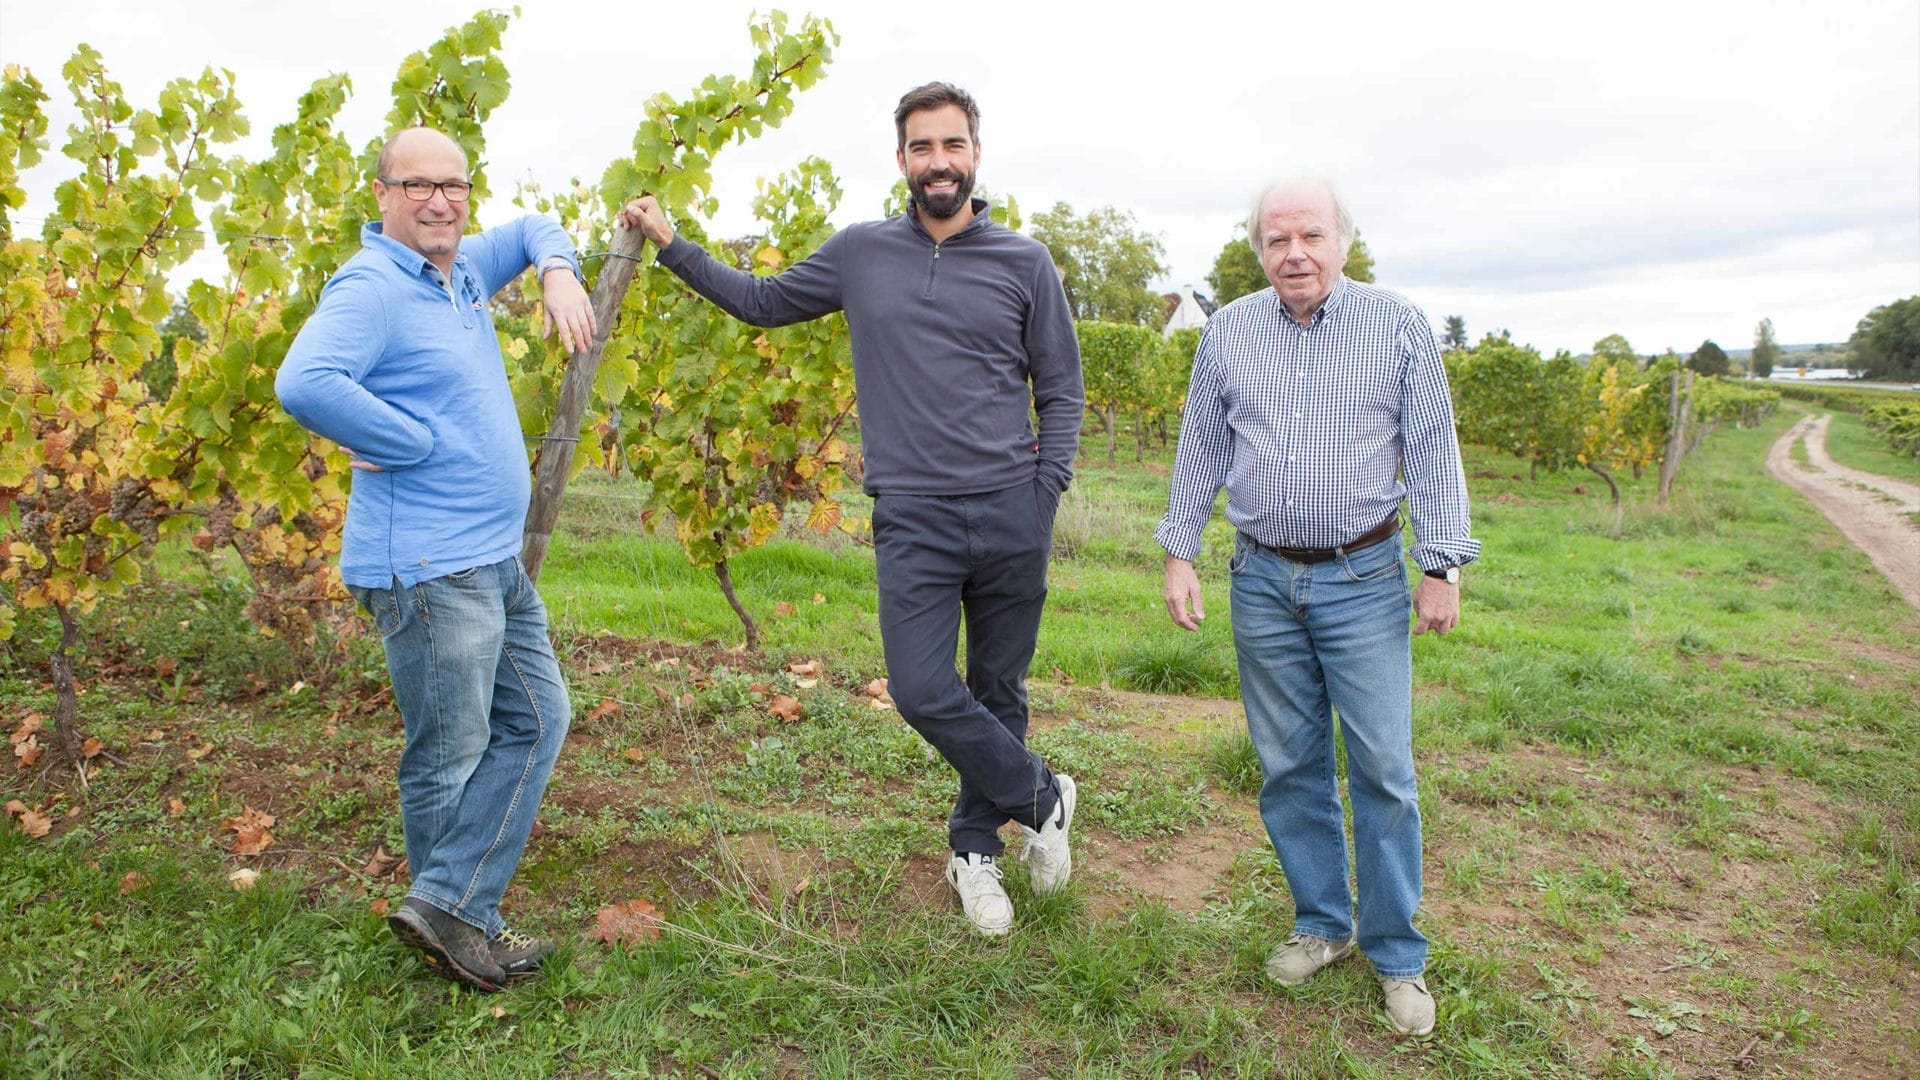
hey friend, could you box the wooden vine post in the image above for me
[520,223,650,583]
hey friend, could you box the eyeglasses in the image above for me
[380,178,473,203]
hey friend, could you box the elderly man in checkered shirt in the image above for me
[1156,178,1477,1038]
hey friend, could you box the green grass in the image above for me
[3,412,1918,1077]
[1819,407,1920,487]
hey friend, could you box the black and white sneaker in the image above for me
[1019,774,1077,894]
[945,853,1014,936]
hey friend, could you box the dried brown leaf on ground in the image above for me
[166,797,186,816]
[586,898,664,946]
[786,660,824,679]
[227,868,260,891]
[221,807,276,855]
[768,695,802,723]
[16,808,52,837]
[118,871,149,895]
[584,698,622,724]
[361,845,399,878]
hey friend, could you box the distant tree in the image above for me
[1751,318,1780,378]
[1846,296,1920,380]
[1030,202,1167,325]
[1592,334,1639,368]
[1442,315,1468,350]
[1207,228,1265,306]
[1343,229,1375,283]
[1687,339,1729,377]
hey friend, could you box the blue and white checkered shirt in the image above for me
[1155,277,1478,573]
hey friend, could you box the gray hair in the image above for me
[1246,179,1354,254]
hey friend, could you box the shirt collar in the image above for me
[361,221,464,279]
[905,196,994,243]
[1274,274,1350,327]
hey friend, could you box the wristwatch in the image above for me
[1423,565,1459,585]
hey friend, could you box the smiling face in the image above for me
[1255,182,1348,322]
[373,128,470,273]
[896,103,980,223]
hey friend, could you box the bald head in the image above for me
[372,126,471,274]
[376,127,466,180]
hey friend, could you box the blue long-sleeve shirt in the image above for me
[276,218,580,589]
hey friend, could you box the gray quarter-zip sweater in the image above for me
[654,199,1083,497]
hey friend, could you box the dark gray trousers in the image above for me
[872,477,1064,855]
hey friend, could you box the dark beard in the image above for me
[908,168,975,220]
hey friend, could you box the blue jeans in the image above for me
[347,557,570,937]
[1229,530,1426,978]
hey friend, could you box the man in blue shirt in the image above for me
[1158,179,1476,1037]
[277,127,596,992]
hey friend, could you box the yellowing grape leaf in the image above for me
[806,498,841,534]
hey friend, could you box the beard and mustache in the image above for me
[907,165,976,220]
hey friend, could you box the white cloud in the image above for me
[4,0,1914,354]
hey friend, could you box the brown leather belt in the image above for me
[1246,516,1401,564]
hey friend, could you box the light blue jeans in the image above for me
[1229,530,1426,979]
[347,556,570,937]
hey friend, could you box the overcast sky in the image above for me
[5,0,1916,355]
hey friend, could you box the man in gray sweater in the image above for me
[621,82,1084,937]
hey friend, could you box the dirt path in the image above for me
[1766,413,1920,610]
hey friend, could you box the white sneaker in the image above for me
[1380,975,1436,1036]
[1019,773,1077,894]
[945,854,1013,936]
[1264,933,1356,986]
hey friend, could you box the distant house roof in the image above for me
[1161,286,1216,336]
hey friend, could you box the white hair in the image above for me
[1247,179,1354,255]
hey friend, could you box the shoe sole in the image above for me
[1389,1018,1436,1038]
[1266,938,1356,986]
[388,908,504,992]
[1029,774,1078,896]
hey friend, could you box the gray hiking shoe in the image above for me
[489,924,556,982]
[1381,975,1436,1036]
[1264,932,1356,986]
[388,896,506,992]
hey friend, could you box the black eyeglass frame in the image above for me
[379,177,474,203]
